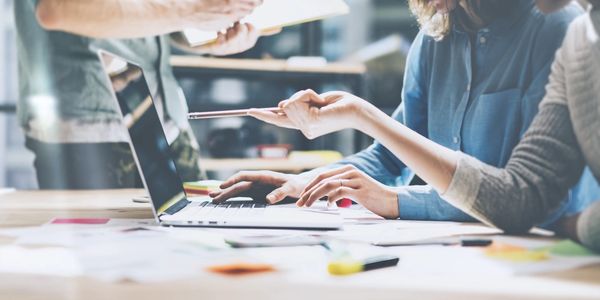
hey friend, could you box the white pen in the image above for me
[188,107,283,120]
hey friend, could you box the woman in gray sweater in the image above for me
[247,0,600,250]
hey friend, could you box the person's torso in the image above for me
[417,1,581,167]
[14,0,185,142]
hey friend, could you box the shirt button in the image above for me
[453,137,460,144]
[479,36,487,44]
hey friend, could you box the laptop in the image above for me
[98,50,343,230]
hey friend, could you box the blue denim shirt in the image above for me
[328,1,599,224]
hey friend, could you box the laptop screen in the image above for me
[99,51,188,216]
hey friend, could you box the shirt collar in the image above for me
[452,0,533,36]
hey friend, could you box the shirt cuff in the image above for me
[440,153,483,214]
[397,185,433,220]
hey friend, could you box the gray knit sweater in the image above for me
[442,11,600,251]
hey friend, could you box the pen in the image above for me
[328,255,400,276]
[188,107,283,120]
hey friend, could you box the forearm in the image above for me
[36,0,192,38]
[355,103,459,194]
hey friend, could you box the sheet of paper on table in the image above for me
[1,211,599,284]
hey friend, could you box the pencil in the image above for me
[188,107,283,120]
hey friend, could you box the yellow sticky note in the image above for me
[484,242,549,262]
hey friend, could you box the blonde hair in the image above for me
[408,0,518,41]
[408,0,452,41]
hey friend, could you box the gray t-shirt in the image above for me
[14,0,188,143]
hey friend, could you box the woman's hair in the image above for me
[408,0,519,41]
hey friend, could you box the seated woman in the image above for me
[242,0,600,251]
[213,0,594,228]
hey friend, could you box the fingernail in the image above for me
[266,194,275,203]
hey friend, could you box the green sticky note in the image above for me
[546,240,597,257]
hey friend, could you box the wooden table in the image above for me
[0,190,599,300]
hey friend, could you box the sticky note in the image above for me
[544,240,597,257]
[51,218,110,225]
[183,180,222,195]
[484,242,549,262]
[206,263,276,276]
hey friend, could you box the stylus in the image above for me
[188,107,283,120]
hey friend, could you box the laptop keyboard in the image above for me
[178,201,268,219]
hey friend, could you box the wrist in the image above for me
[354,101,385,136]
[384,187,400,219]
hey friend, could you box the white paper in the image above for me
[0,246,83,277]
[1,217,599,284]
[322,221,501,246]
[183,0,350,46]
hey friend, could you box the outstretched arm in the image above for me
[35,0,261,38]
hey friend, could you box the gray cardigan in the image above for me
[442,11,600,251]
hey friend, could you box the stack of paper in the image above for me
[183,0,350,46]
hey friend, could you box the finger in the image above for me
[298,174,358,207]
[248,109,295,128]
[245,23,258,35]
[213,31,227,47]
[212,181,253,203]
[302,165,356,195]
[281,90,309,108]
[241,23,259,49]
[266,184,292,204]
[226,22,241,40]
[326,187,356,206]
[300,89,328,105]
[301,179,354,207]
[278,99,289,109]
[220,170,276,189]
[320,91,346,104]
[261,27,282,36]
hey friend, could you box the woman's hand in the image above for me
[249,90,373,139]
[209,170,309,204]
[297,165,400,219]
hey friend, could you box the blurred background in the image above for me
[0,0,420,189]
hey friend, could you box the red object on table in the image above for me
[51,218,110,225]
[338,198,353,208]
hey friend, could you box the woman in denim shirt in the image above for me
[213,0,598,227]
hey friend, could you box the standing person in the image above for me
[241,1,600,251]
[212,0,592,229]
[15,0,273,189]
